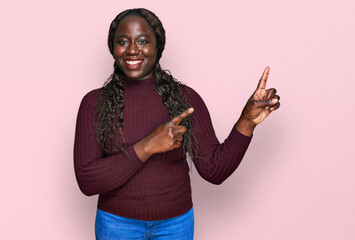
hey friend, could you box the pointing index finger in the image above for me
[169,108,194,126]
[256,66,270,90]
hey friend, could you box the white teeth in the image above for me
[125,60,143,65]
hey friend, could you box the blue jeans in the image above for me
[95,208,194,240]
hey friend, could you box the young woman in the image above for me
[74,8,280,240]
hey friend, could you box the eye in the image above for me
[138,39,148,45]
[117,40,128,46]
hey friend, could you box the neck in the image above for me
[123,75,156,91]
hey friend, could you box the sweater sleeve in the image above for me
[73,89,145,196]
[183,86,252,185]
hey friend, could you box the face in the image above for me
[113,15,157,80]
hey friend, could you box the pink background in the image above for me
[1,0,354,239]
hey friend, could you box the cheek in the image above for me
[142,47,157,58]
[114,47,125,57]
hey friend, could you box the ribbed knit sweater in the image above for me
[74,76,252,221]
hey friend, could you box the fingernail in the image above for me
[189,108,194,113]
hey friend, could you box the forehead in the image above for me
[115,15,154,37]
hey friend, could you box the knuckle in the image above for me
[177,125,186,131]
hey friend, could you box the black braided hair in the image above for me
[95,8,196,161]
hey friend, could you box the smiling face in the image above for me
[113,15,157,80]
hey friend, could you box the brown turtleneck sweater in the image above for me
[74,77,252,221]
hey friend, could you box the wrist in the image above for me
[234,118,256,137]
[133,137,154,163]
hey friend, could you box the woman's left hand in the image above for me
[235,66,280,136]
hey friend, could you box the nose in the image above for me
[127,42,139,55]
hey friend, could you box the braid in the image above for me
[154,63,196,161]
[95,63,125,152]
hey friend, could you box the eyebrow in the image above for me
[137,34,151,38]
[116,34,128,39]
[116,34,152,39]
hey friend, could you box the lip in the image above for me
[122,59,144,70]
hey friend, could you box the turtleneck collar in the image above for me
[123,76,156,92]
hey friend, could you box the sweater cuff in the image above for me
[228,127,253,144]
[124,145,145,167]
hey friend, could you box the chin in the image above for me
[125,73,144,80]
[125,72,153,80]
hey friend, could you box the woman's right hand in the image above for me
[133,108,194,162]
